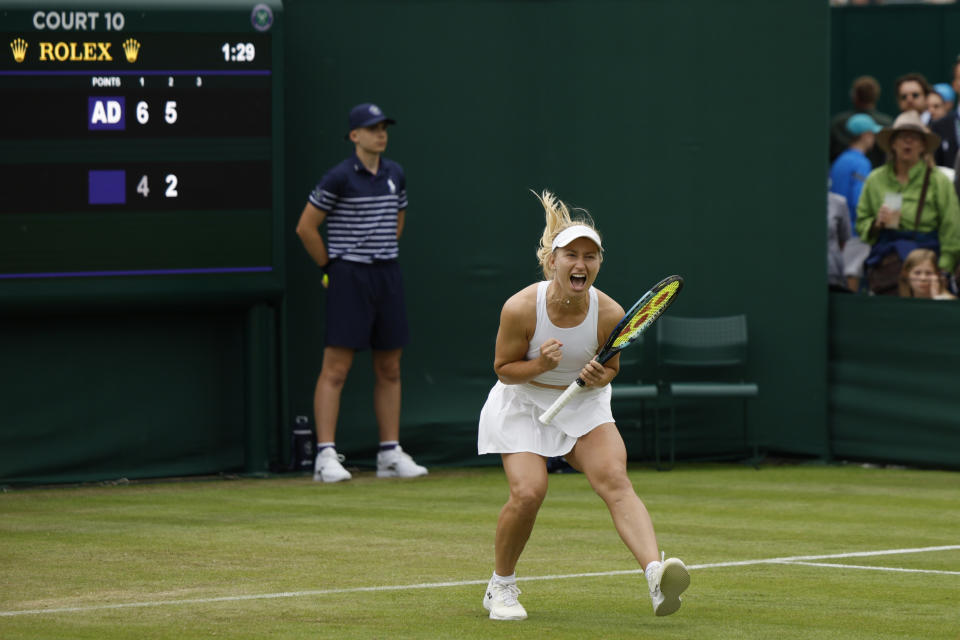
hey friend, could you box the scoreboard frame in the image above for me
[0,0,284,309]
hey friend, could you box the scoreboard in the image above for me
[0,1,282,305]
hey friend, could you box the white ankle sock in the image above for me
[379,440,399,452]
[492,571,516,585]
[645,561,662,582]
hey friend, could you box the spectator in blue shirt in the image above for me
[830,113,882,291]
[296,103,428,483]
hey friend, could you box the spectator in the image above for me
[931,60,960,168]
[830,75,893,167]
[828,192,853,292]
[899,248,956,299]
[477,191,689,620]
[927,88,949,123]
[295,102,428,483]
[830,113,882,291]
[930,83,955,122]
[953,143,960,202]
[894,73,932,122]
[856,111,960,295]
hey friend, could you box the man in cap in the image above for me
[296,103,428,482]
[830,113,882,291]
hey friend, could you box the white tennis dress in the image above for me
[477,282,614,457]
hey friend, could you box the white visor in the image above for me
[551,224,602,251]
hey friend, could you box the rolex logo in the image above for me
[10,38,27,63]
[122,38,140,63]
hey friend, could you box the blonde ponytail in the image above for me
[533,190,601,279]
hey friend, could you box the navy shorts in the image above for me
[324,259,409,350]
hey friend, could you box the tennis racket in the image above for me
[538,274,684,424]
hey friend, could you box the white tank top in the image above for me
[526,281,600,386]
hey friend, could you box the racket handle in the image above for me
[538,378,585,425]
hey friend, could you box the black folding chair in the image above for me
[656,315,760,470]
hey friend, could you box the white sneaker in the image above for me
[376,446,428,478]
[646,555,690,617]
[482,579,527,621]
[313,448,352,483]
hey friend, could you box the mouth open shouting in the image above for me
[570,273,588,291]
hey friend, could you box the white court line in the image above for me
[777,561,960,576]
[2,544,957,618]
[689,544,960,570]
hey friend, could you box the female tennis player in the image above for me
[477,190,689,621]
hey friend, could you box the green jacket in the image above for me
[855,160,960,272]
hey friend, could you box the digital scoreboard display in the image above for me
[0,1,282,303]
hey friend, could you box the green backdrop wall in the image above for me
[282,0,830,469]
[830,294,960,469]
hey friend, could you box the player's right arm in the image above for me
[295,202,330,267]
[578,289,623,388]
[494,285,562,385]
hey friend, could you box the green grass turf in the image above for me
[1,463,958,639]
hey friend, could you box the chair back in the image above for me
[616,332,645,370]
[656,315,748,368]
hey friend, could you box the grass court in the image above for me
[2,463,958,639]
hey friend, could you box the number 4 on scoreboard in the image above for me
[137,175,150,197]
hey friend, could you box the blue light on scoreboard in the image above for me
[87,169,126,204]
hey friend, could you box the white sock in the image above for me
[645,561,662,584]
[317,442,335,453]
[492,571,516,585]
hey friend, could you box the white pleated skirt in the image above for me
[477,381,614,457]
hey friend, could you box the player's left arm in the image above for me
[397,209,406,238]
[580,291,624,388]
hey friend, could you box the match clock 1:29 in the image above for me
[221,42,256,62]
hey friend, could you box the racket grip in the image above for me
[538,378,585,425]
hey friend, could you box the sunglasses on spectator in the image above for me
[900,92,921,99]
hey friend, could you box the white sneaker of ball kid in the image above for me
[482,579,527,621]
[313,448,352,483]
[646,554,690,617]
[376,446,428,478]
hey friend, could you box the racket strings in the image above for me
[611,281,681,348]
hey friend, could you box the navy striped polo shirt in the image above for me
[308,154,407,263]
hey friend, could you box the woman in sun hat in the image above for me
[476,190,689,622]
[855,110,960,295]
